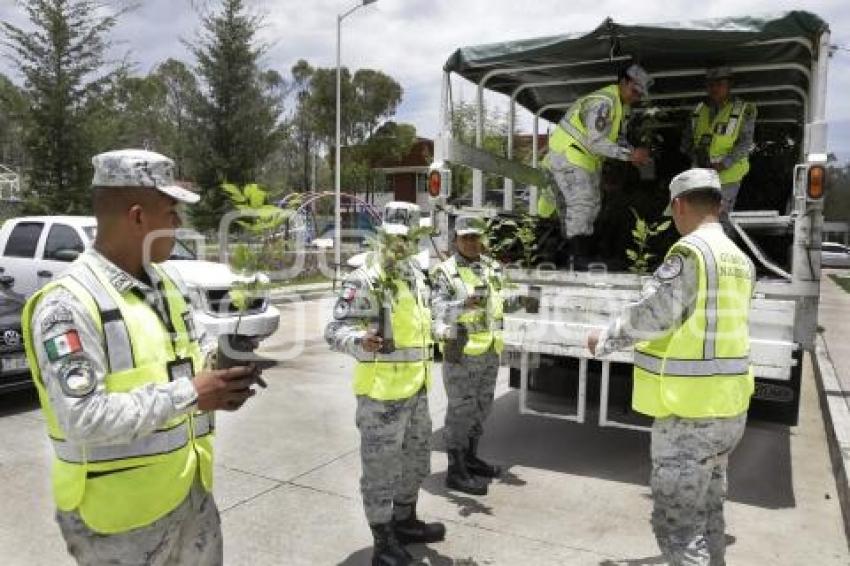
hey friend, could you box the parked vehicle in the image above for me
[309,226,376,249]
[0,274,29,393]
[821,242,850,268]
[427,12,831,426]
[0,216,280,341]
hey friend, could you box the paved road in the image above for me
[0,296,847,565]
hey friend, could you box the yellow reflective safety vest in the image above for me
[632,229,755,419]
[352,260,433,401]
[692,98,754,185]
[538,84,624,217]
[22,256,211,534]
[434,255,505,356]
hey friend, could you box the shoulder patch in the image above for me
[656,255,684,281]
[595,113,609,131]
[333,298,352,320]
[40,304,75,335]
[44,330,83,362]
[57,358,96,398]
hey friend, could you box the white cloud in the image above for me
[1,0,849,157]
[258,0,850,156]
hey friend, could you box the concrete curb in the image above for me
[814,334,850,547]
[269,285,334,304]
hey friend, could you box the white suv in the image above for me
[0,216,280,340]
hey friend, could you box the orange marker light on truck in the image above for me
[808,165,825,199]
[428,170,442,198]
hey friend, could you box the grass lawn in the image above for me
[272,273,331,288]
[829,274,850,294]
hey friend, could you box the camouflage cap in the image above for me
[663,168,721,215]
[706,65,734,81]
[91,149,200,204]
[454,214,484,237]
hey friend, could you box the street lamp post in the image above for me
[335,0,377,285]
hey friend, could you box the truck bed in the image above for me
[503,268,800,428]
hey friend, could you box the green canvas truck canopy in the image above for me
[443,11,829,125]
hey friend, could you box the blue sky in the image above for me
[1,0,849,160]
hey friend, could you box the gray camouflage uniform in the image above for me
[547,91,634,238]
[680,98,757,214]
[431,254,520,451]
[597,223,754,566]
[30,249,220,565]
[324,255,433,525]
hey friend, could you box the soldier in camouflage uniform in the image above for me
[431,215,525,496]
[538,64,653,265]
[325,208,445,566]
[23,149,263,565]
[588,169,755,566]
[681,66,757,235]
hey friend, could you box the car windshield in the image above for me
[384,208,420,227]
[170,239,197,260]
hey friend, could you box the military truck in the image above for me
[426,11,831,427]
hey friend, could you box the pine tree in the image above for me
[189,0,285,232]
[1,0,125,214]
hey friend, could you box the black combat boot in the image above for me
[369,522,412,566]
[465,437,502,478]
[393,501,446,544]
[445,449,488,495]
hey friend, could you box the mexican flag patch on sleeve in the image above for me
[44,330,83,362]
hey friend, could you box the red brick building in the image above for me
[369,132,549,207]
[371,137,434,204]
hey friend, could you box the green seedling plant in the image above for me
[479,214,538,267]
[626,207,671,275]
[363,222,434,354]
[222,182,294,320]
[365,223,433,305]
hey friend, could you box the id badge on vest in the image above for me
[167,357,195,382]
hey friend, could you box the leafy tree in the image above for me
[1,0,127,214]
[154,59,202,179]
[449,100,511,199]
[0,74,28,170]
[80,59,202,187]
[87,72,168,151]
[343,121,417,199]
[188,0,285,232]
[290,59,315,191]
[303,64,403,181]
[303,66,353,147]
[351,69,402,140]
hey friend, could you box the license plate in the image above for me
[1,355,28,373]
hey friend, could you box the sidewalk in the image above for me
[814,270,850,542]
[1,297,848,564]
